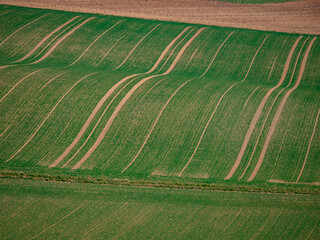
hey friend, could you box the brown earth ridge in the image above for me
[1,0,320,35]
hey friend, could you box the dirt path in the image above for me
[68,20,122,66]
[248,37,317,182]
[2,0,319,34]
[6,73,93,163]
[32,17,95,64]
[0,13,49,47]
[296,108,320,182]
[50,26,191,168]
[72,28,204,169]
[14,16,80,63]
[225,36,301,180]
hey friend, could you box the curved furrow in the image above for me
[32,17,95,64]
[49,26,191,168]
[5,72,95,163]
[247,37,317,182]
[13,16,81,63]
[72,28,205,169]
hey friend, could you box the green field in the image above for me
[0,4,319,238]
[1,178,320,239]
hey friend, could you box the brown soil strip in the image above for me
[122,79,193,173]
[50,27,191,168]
[248,37,317,182]
[14,16,80,63]
[225,36,301,180]
[0,69,43,103]
[0,13,49,47]
[68,20,123,66]
[2,0,319,35]
[296,108,320,182]
[0,10,11,17]
[179,36,268,177]
[32,17,95,64]
[5,73,94,163]
[72,28,204,169]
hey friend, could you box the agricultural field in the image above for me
[1,178,320,239]
[0,4,319,239]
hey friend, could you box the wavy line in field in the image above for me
[199,31,234,78]
[0,69,44,103]
[216,208,242,238]
[239,39,308,181]
[5,72,94,163]
[0,65,13,70]
[259,209,284,239]
[243,86,261,110]
[122,79,193,173]
[68,20,123,67]
[0,13,49,47]
[0,125,11,139]
[95,33,127,66]
[185,46,198,69]
[306,218,320,240]
[49,27,191,168]
[179,35,269,177]
[30,204,82,239]
[0,10,11,17]
[114,24,161,70]
[225,36,302,180]
[72,28,205,169]
[296,108,320,182]
[13,16,81,63]
[156,28,194,73]
[83,202,128,237]
[32,17,95,64]
[248,37,317,182]
[61,75,140,168]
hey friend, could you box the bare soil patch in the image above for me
[2,0,319,35]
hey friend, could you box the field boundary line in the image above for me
[13,16,80,63]
[0,69,44,103]
[30,204,82,239]
[247,37,317,182]
[0,13,49,47]
[114,24,161,70]
[225,36,304,180]
[179,35,268,177]
[32,17,95,64]
[122,79,193,173]
[296,108,320,182]
[68,20,123,66]
[50,26,191,168]
[83,202,128,237]
[72,28,205,169]
[5,73,95,163]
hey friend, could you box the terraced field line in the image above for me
[179,35,269,177]
[61,75,140,168]
[259,209,284,240]
[32,17,95,64]
[50,27,191,168]
[296,108,320,182]
[122,79,193,173]
[0,13,49,47]
[68,20,123,66]
[248,37,317,182]
[5,73,94,163]
[0,10,11,17]
[30,204,82,239]
[216,208,242,238]
[157,28,194,73]
[243,86,261,109]
[73,28,205,169]
[306,218,320,240]
[13,16,81,63]
[0,69,44,103]
[225,37,302,180]
[199,31,234,78]
[83,202,128,237]
[185,46,198,68]
[114,24,161,70]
